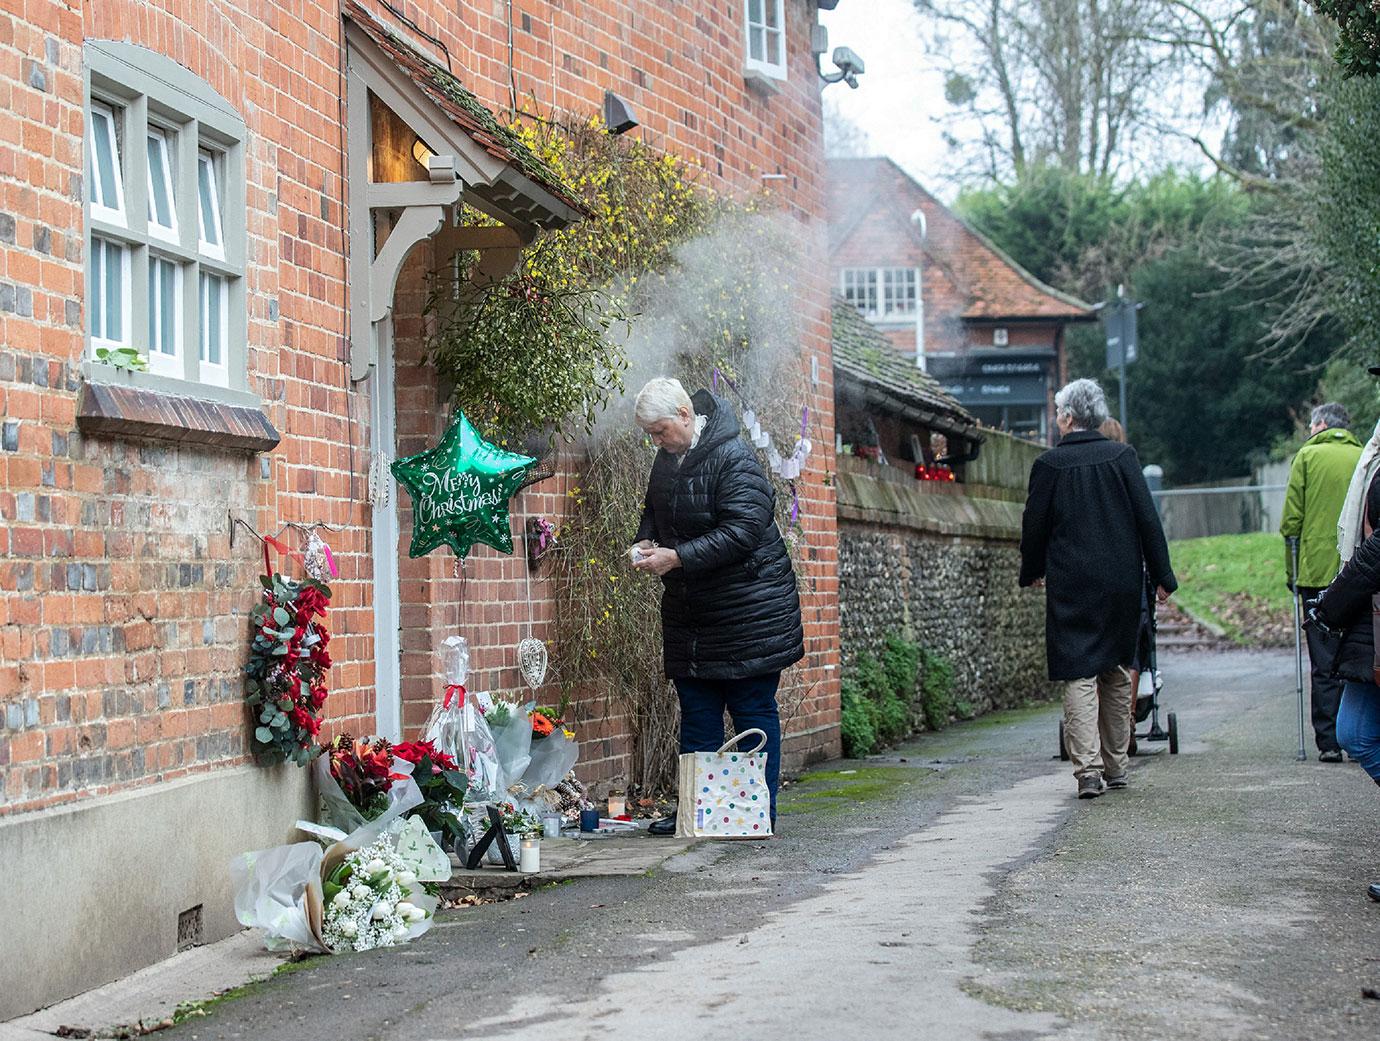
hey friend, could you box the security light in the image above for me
[603,91,638,135]
[817,43,865,89]
[833,47,864,82]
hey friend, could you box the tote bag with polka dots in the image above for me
[675,729,772,839]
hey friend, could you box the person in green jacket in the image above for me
[1281,402,1365,761]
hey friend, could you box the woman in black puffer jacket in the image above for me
[1308,457,1380,903]
[630,378,804,831]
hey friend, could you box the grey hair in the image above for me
[1310,402,1350,431]
[634,377,693,426]
[1054,378,1110,431]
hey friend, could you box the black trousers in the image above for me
[1299,586,1344,753]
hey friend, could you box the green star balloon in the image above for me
[390,412,535,560]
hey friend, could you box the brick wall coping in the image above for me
[835,469,1023,541]
[76,375,281,453]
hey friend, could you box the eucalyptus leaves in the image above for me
[243,573,333,765]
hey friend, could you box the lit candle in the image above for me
[607,791,626,818]
[519,836,540,873]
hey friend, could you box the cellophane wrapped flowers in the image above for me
[325,734,404,821]
[321,838,430,953]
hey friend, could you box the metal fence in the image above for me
[1151,483,1287,540]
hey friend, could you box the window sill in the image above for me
[743,67,784,95]
[77,362,280,453]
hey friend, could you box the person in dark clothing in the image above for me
[1307,410,1380,904]
[629,377,804,834]
[1020,379,1178,799]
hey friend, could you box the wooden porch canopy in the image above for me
[343,0,584,379]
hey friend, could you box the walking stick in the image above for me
[1288,536,1307,762]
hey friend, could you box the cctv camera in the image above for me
[832,47,865,77]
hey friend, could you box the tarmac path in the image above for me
[155,649,1380,1041]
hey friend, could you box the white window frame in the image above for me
[88,101,126,227]
[145,124,178,245]
[90,236,132,351]
[842,266,921,321]
[147,254,182,378]
[745,0,788,80]
[881,267,919,319]
[841,268,879,318]
[84,40,250,401]
[197,149,225,261]
[199,271,229,387]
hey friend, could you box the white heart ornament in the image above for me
[517,637,548,691]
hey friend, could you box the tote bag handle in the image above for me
[716,729,768,756]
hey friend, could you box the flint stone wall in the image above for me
[836,466,1051,718]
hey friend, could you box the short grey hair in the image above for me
[634,377,693,426]
[1054,378,1110,431]
[1311,402,1350,431]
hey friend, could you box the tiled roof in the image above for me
[832,298,979,438]
[343,1,584,219]
[827,157,1093,321]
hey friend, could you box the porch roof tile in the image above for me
[832,298,979,440]
[343,0,583,218]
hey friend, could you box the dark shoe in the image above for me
[1077,775,1106,799]
[1319,749,1344,763]
[648,815,677,836]
[1104,772,1129,790]
[1368,883,1380,903]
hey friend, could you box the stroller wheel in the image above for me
[1058,720,1069,762]
[1168,712,1179,755]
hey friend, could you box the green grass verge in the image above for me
[1170,532,1291,644]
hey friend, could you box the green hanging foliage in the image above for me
[425,110,713,441]
[1312,2,1380,78]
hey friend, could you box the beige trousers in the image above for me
[1062,667,1133,780]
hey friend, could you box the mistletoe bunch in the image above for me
[244,573,333,765]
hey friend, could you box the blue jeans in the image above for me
[675,672,782,820]
[1338,681,1380,785]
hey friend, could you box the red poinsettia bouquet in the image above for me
[325,734,406,820]
[244,573,333,766]
[393,740,468,846]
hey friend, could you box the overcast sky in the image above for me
[818,0,956,194]
[818,0,1221,203]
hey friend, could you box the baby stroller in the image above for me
[1059,576,1180,760]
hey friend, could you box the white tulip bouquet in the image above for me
[233,770,450,955]
[321,838,430,952]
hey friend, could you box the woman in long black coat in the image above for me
[630,378,804,832]
[1019,379,1177,798]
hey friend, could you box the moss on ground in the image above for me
[779,765,935,815]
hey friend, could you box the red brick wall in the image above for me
[0,0,838,814]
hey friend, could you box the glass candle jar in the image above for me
[519,836,540,873]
